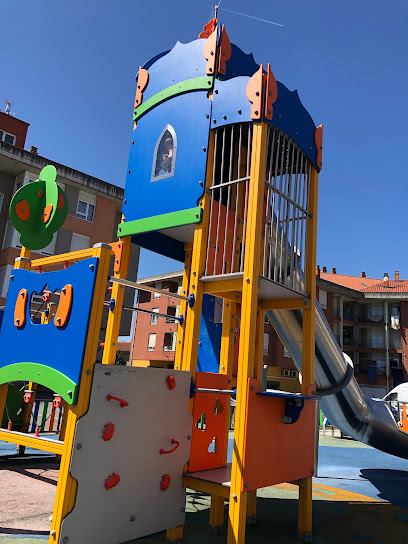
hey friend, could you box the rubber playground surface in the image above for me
[1,433,408,544]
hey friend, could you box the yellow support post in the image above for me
[13,248,32,450]
[210,495,226,534]
[174,244,192,371]
[254,307,265,382]
[245,307,265,527]
[49,245,112,544]
[102,237,132,365]
[297,166,319,543]
[180,132,215,381]
[227,122,268,544]
[208,299,236,533]
[167,132,215,544]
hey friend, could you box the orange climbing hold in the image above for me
[15,200,30,221]
[54,284,73,328]
[14,288,28,328]
[57,192,65,210]
[42,203,53,224]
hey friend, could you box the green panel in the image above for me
[9,165,68,251]
[42,165,59,231]
[118,207,202,238]
[0,363,77,405]
[133,77,213,122]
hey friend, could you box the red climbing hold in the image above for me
[102,423,115,441]
[160,439,180,455]
[106,394,129,408]
[160,474,171,491]
[104,472,120,490]
[53,396,62,408]
[166,375,176,390]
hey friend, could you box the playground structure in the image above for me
[1,16,407,544]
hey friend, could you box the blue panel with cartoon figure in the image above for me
[123,91,211,228]
[121,39,213,237]
[0,258,98,404]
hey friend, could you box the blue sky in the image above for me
[2,0,407,280]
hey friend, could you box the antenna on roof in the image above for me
[197,1,284,27]
[4,98,14,116]
[214,0,222,18]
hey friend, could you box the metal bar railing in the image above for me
[109,276,191,303]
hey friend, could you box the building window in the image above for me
[283,347,291,358]
[70,233,91,252]
[151,125,177,182]
[40,233,57,256]
[153,281,162,299]
[319,289,328,309]
[263,333,269,355]
[166,306,177,323]
[151,308,159,325]
[0,130,16,145]
[147,333,156,351]
[76,191,96,222]
[163,332,176,351]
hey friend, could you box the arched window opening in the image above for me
[151,125,177,182]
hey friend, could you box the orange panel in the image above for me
[14,289,28,328]
[242,379,317,491]
[54,284,73,328]
[398,404,408,433]
[134,67,149,110]
[203,28,217,76]
[265,63,278,121]
[108,241,128,274]
[218,25,231,76]
[42,203,53,224]
[189,372,229,473]
[246,65,263,120]
[315,124,323,170]
[198,18,218,39]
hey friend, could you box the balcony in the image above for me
[391,340,402,350]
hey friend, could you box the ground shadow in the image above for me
[360,469,408,509]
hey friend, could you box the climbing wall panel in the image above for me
[60,364,192,544]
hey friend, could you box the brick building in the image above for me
[0,107,139,337]
[129,272,183,367]
[130,268,408,397]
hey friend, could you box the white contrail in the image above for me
[196,1,284,27]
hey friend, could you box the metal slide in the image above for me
[266,303,408,459]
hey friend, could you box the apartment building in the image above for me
[0,108,139,339]
[317,267,407,398]
[129,272,183,367]
[130,268,408,397]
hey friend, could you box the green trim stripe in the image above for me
[0,363,77,405]
[118,207,202,238]
[133,77,213,122]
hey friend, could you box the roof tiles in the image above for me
[319,272,408,294]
